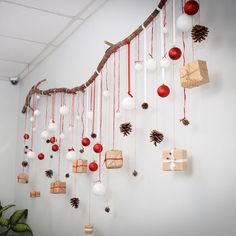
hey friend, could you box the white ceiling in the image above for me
[0,0,107,81]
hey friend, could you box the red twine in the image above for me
[112,53,116,149]
[127,42,133,97]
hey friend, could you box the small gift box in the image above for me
[17,173,28,184]
[30,191,40,198]
[163,149,187,171]
[105,150,123,169]
[50,181,66,194]
[72,159,87,173]
[179,60,209,89]
[84,224,94,234]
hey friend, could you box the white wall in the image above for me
[14,0,236,236]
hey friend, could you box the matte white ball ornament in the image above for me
[59,133,65,139]
[115,112,121,119]
[135,62,143,71]
[66,149,77,161]
[92,182,106,196]
[32,127,37,132]
[34,109,40,117]
[59,105,69,116]
[160,57,171,68]
[36,95,40,100]
[41,130,49,139]
[103,90,110,98]
[30,116,35,123]
[87,111,93,120]
[146,58,157,71]
[48,121,57,132]
[27,150,35,159]
[121,97,135,110]
[176,13,192,32]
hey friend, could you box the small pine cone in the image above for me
[120,123,132,136]
[91,133,97,139]
[70,197,80,209]
[132,170,138,177]
[105,206,110,213]
[50,155,53,159]
[192,25,209,43]
[150,130,164,146]
[22,161,28,167]
[45,169,53,178]
[80,148,84,154]
[46,139,50,144]
[180,118,190,126]
[141,102,149,110]
[65,173,70,178]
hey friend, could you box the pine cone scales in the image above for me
[120,123,132,136]
[192,25,209,43]
[70,197,80,209]
[150,130,164,146]
[45,169,53,178]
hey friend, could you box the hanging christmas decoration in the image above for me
[150,130,164,146]
[23,133,30,140]
[92,182,106,196]
[105,206,110,213]
[91,133,97,139]
[41,130,49,139]
[191,25,209,43]
[50,137,56,144]
[157,84,170,98]
[132,170,138,177]
[26,150,35,159]
[103,90,110,98]
[169,47,182,60]
[72,159,88,173]
[141,102,148,110]
[22,161,28,167]
[120,122,132,136]
[135,34,143,71]
[93,143,103,153]
[59,133,65,139]
[45,169,53,178]
[146,58,157,71]
[89,161,98,172]
[180,118,190,126]
[50,181,66,194]
[48,121,57,132]
[33,109,40,117]
[59,105,69,115]
[82,137,90,147]
[70,197,80,209]
[121,96,135,110]
[115,112,121,119]
[29,116,35,123]
[66,148,76,161]
[184,0,199,16]
[51,144,59,152]
[30,191,40,198]
[84,224,94,234]
[160,57,170,68]
[65,173,70,178]
[177,14,192,32]
[104,150,123,169]
[36,95,40,100]
[17,173,29,184]
[38,153,45,160]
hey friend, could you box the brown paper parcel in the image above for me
[72,159,88,173]
[17,173,29,184]
[50,181,66,194]
[105,150,123,169]
[30,191,40,198]
[84,224,94,234]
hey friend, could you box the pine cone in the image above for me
[65,173,70,178]
[70,197,80,209]
[80,148,84,154]
[141,102,149,110]
[22,161,28,167]
[120,123,132,136]
[91,133,97,139]
[150,130,164,146]
[192,25,209,43]
[45,169,53,178]
[132,170,138,177]
[105,206,110,213]
[180,118,190,126]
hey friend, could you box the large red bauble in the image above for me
[38,153,45,160]
[82,137,90,147]
[23,133,30,140]
[89,161,98,171]
[52,144,59,152]
[157,84,170,98]
[184,0,199,16]
[169,47,182,60]
[93,143,103,153]
[50,137,56,144]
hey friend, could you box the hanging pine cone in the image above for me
[132,170,138,177]
[191,25,209,43]
[80,148,84,154]
[105,206,110,213]
[141,102,149,110]
[45,169,53,178]
[180,118,190,126]
[65,173,70,178]
[22,161,28,167]
[120,122,132,136]
[70,197,80,209]
[91,133,97,139]
[150,130,164,146]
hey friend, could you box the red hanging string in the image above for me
[45,96,48,129]
[51,92,56,122]
[105,62,109,91]
[77,93,80,117]
[117,49,121,113]
[30,94,36,149]
[81,93,85,139]
[163,2,167,56]
[127,42,133,97]
[137,34,140,62]
[90,84,93,111]
[91,81,96,135]
[112,53,116,149]
[71,93,75,146]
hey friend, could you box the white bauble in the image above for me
[163,26,168,34]
[160,57,171,68]
[103,90,110,98]
[59,105,69,116]
[87,111,93,120]
[177,14,192,32]
[48,122,57,132]
[92,182,106,196]
[66,149,77,161]
[59,133,65,139]
[34,109,40,117]
[115,112,121,119]
[36,95,40,100]
[135,62,143,71]
[32,127,37,132]
[122,97,135,110]
[27,150,35,159]
[76,115,81,120]
[41,130,49,139]
[30,116,35,123]
[146,58,157,71]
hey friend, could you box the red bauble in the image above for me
[50,137,56,144]
[89,161,98,171]
[38,153,45,160]
[23,133,30,140]
[52,144,59,152]
[93,143,103,153]
[169,47,182,60]
[157,84,170,98]
[82,137,90,147]
[184,0,199,16]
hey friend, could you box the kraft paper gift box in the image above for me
[179,60,209,89]
[50,181,66,194]
[84,224,94,234]
[30,191,40,198]
[105,150,123,169]
[72,159,87,173]
[17,173,28,184]
[163,149,187,171]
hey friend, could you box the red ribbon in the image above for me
[127,42,133,97]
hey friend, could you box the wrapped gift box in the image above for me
[50,181,66,194]
[163,149,187,171]
[30,191,40,198]
[179,60,209,88]
[105,150,123,169]
[17,173,28,184]
[72,159,87,173]
[84,224,94,234]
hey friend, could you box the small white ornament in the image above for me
[66,149,77,161]
[48,122,57,132]
[27,150,35,159]
[177,14,192,32]
[36,95,40,100]
[30,116,35,123]
[33,109,40,117]
[76,115,81,120]
[68,125,73,132]
[59,105,69,116]
[163,26,168,34]
[92,182,106,196]
[41,130,49,139]
[33,127,37,132]
[160,57,171,68]
[146,58,157,71]
[135,62,143,71]
[122,97,135,110]
[87,111,93,120]
[59,133,65,139]
[115,112,121,119]
[103,90,110,98]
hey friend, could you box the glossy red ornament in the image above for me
[169,47,182,60]
[93,143,103,153]
[89,161,98,171]
[157,84,170,98]
[23,133,30,140]
[52,144,59,152]
[82,137,90,147]
[50,136,56,144]
[184,0,199,16]
[38,153,45,160]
